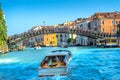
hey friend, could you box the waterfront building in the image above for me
[44,34,57,46]
[35,35,44,46]
[90,12,120,34]
[64,21,77,45]
[27,35,44,47]
[56,22,77,46]
[89,19,100,33]
[56,33,70,47]
[43,26,57,46]
[56,24,69,46]
[24,26,44,47]
[75,18,88,24]
[87,12,120,46]
[75,18,83,24]
[64,21,76,28]
[28,25,42,32]
[24,37,35,47]
[76,20,91,46]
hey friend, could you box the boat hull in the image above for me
[39,67,70,77]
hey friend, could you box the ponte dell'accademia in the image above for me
[8,28,115,45]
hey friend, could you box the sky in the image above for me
[0,0,120,36]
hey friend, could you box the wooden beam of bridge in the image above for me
[8,28,115,44]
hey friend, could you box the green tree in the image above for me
[72,39,76,45]
[0,4,8,53]
[67,38,76,45]
[67,38,72,44]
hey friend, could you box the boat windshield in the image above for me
[41,55,66,68]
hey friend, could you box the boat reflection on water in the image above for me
[39,50,72,77]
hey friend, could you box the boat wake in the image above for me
[0,58,20,64]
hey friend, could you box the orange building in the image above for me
[90,12,120,34]
[43,26,57,46]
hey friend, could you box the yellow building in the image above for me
[44,34,57,46]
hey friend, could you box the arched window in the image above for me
[101,18,104,26]
[112,19,114,25]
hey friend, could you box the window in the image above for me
[102,28,104,32]
[94,28,97,31]
[106,39,110,43]
[95,22,98,27]
[116,21,118,25]
[56,35,58,38]
[112,29,114,33]
[50,41,52,44]
[65,34,67,37]
[60,34,62,37]
[112,20,114,25]
[112,39,116,42]
[41,38,43,41]
[101,19,104,25]
[60,39,63,42]
[79,24,83,28]
[104,15,107,17]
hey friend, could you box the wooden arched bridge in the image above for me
[8,28,116,44]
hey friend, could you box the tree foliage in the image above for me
[67,38,72,44]
[0,4,8,47]
[67,38,76,45]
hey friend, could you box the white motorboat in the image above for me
[61,42,68,48]
[39,50,72,77]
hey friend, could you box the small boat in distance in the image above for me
[34,46,41,49]
[39,50,72,77]
[61,42,68,48]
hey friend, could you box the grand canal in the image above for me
[0,47,120,80]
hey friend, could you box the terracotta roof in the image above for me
[91,12,120,20]
[58,24,64,26]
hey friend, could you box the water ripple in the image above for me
[0,47,120,80]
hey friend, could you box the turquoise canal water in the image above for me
[0,47,120,80]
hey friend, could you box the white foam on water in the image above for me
[0,58,20,64]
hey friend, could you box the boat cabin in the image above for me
[40,50,72,68]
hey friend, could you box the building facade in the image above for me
[56,33,70,46]
[76,20,91,45]
[90,12,120,34]
[44,34,57,46]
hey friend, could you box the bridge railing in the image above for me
[8,28,115,44]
